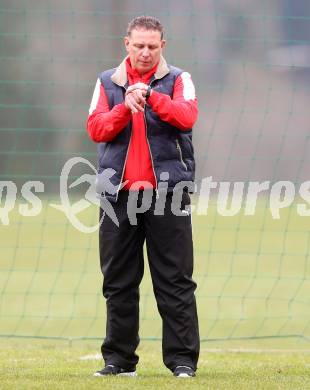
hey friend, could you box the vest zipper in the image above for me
[143,109,159,198]
[143,78,159,198]
[116,128,132,201]
[175,139,188,171]
[115,86,132,202]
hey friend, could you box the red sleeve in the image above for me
[147,72,198,130]
[86,79,131,143]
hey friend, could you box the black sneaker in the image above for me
[173,365,196,378]
[94,364,137,377]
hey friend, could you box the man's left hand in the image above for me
[126,83,149,96]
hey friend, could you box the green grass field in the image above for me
[1,341,310,389]
[1,197,310,388]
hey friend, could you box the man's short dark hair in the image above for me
[127,15,164,39]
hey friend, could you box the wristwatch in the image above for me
[145,85,152,100]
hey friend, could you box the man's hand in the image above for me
[125,91,145,113]
[124,82,149,114]
[126,82,148,96]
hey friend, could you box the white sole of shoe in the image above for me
[118,371,137,377]
[93,371,137,377]
[176,374,194,378]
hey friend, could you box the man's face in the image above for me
[124,28,165,75]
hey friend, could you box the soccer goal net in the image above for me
[1,0,310,348]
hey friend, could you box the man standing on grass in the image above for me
[87,15,199,378]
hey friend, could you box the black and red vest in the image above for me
[96,65,195,202]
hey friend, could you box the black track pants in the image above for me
[99,190,200,371]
